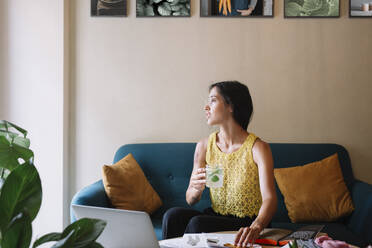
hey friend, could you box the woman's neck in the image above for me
[218,122,248,147]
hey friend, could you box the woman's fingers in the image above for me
[236,227,250,247]
[244,228,258,247]
[192,172,206,180]
[234,227,244,245]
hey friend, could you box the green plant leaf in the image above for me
[1,212,32,248]
[145,4,155,16]
[87,242,104,248]
[33,230,76,248]
[211,175,219,182]
[32,232,62,248]
[310,0,330,16]
[285,2,303,16]
[62,218,107,247]
[51,230,76,248]
[13,136,31,149]
[33,218,106,248]
[328,0,338,16]
[0,136,34,171]
[303,0,320,11]
[0,120,28,138]
[158,2,172,15]
[0,163,42,233]
[170,4,181,11]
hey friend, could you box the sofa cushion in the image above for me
[269,144,355,223]
[274,153,354,223]
[102,153,162,214]
[271,222,367,247]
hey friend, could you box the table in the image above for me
[159,229,348,248]
[159,230,292,248]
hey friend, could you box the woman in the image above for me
[162,81,277,248]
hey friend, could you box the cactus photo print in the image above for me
[91,0,127,16]
[284,0,339,17]
[137,0,190,16]
[200,0,273,17]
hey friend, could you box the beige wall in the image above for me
[70,0,372,198]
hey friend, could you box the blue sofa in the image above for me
[71,143,372,246]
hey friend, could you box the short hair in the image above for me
[209,81,253,130]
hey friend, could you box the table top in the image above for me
[159,230,291,248]
[159,229,351,248]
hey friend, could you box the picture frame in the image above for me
[91,0,127,17]
[136,0,191,17]
[200,0,274,17]
[349,0,372,17]
[284,0,340,18]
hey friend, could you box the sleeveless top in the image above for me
[206,131,262,218]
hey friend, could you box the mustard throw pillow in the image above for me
[274,153,354,223]
[102,153,162,214]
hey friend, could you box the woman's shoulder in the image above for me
[196,136,209,150]
[251,136,272,161]
[195,132,216,153]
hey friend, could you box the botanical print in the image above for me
[285,0,339,17]
[137,0,190,16]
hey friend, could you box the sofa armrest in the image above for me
[347,180,372,244]
[70,180,112,223]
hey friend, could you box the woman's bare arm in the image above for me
[235,139,277,247]
[186,138,208,206]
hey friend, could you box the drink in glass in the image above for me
[206,164,224,188]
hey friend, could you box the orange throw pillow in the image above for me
[102,153,162,214]
[274,153,354,223]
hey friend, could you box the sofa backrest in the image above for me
[113,143,210,216]
[113,142,354,222]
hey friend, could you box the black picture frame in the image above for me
[91,0,127,17]
[200,0,274,17]
[349,0,372,17]
[284,0,340,18]
[136,0,191,17]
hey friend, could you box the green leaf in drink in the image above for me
[211,175,219,182]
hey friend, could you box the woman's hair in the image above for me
[209,81,253,130]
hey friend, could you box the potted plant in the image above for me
[0,120,106,248]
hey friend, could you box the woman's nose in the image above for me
[204,104,210,110]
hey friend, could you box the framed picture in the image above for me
[200,0,273,17]
[136,0,190,17]
[350,0,372,17]
[91,0,127,17]
[284,0,340,18]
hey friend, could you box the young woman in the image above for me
[162,81,277,248]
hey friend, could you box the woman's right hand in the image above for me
[190,167,207,193]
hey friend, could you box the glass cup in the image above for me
[206,164,224,188]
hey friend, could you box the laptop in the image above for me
[72,204,160,248]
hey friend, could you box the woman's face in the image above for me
[204,87,232,126]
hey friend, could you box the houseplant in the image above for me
[0,120,106,248]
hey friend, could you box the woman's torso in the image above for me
[206,131,262,218]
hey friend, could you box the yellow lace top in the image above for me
[206,131,262,218]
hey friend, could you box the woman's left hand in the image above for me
[237,8,253,16]
[234,221,263,247]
